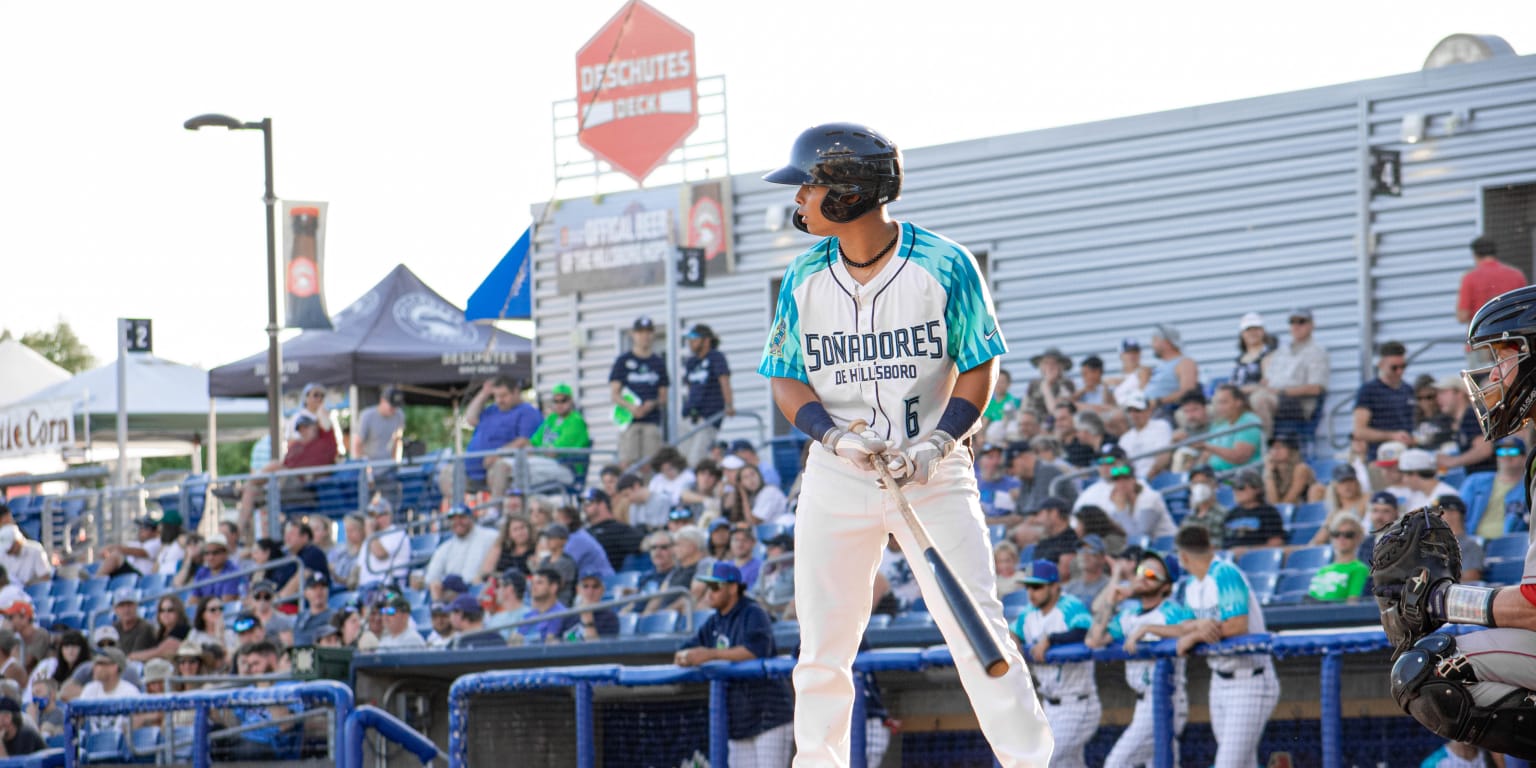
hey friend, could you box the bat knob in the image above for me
[848,419,869,434]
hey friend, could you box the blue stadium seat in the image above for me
[45,733,65,751]
[1249,573,1280,605]
[1288,525,1321,546]
[82,729,123,763]
[865,613,891,631]
[54,611,84,630]
[1488,559,1525,586]
[23,583,49,603]
[617,613,640,636]
[637,610,679,636]
[620,553,654,574]
[1292,502,1329,528]
[687,609,715,632]
[331,591,359,608]
[49,578,79,599]
[890,611,935,627]
[31,596,53,616]
[81,593,112,617]
[1486,535,1527,562]
[52,595,83,615]
[773,619,800,634]
[909,597,927,613]
[107,573,140,593]
[1270,572,1316,604]
[988,524,1008,545]
[171,726,196,761]
[402,589,426,607]
[755,523,786,543]
[409,533,441,554]
[129,726,162,762]
[1148,472,1184,492]
[1236,548,1284,576]
[605,571,642,594]
[1285,546,1331,574]
[411,606,432,628]
[1148,534,1175,552]
[137,573,170,598]
[79,576,110,599]
[1216,485,1236,509]
[1307,457,1340,483]
[1273,503,1295,528]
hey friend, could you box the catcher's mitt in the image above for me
[1371,505,1462,657]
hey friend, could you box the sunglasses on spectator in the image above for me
[380,606,401,616]
[1136,567,1165,582]
[206,605,223,613]
[158,606,178,614]
[1289,318,1310,325]
[1109,465,1134,479]
[1496,447,1523,457]
[177,658,200,665]
[551,397,570,404]
[307,392,325,399]
[1385,364,1405,372]
[205,548,227,556]
[1330,530,1359,540]
[649,543,673,551]
[704,583,725,592]
[1025,584,1049,591]
[97,640,117,648]
[250,593,273,602]
[1417,394,1436,402]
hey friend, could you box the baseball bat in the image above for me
[852,422,1010,678]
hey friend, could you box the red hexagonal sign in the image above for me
[575,0,698,184]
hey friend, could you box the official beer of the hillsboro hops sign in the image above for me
[575,0,699,183]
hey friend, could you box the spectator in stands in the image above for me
[529,383,591,486]
[357,498,411,588]
[1433,495,1484,583]
[1250,308,1330,437]
[290,383,343,450]
[425,604,454,647]
[1025,347,1076,421]
[1361,491,1401,565]
[1111,338,1151,405]
[636,531,676,593]
[1371,440,1414,503]
[218,521,246,565]
[375,595,425,650]
[237,413,338,544]
[731,464,791,527]
[484,570,531,632]
[1065,535,1112,604]
[993,541,1022,597]
[1171,390,1211,442]
[247,538,285,587]
[352,387,406,508]
[27,678,63,740]
[77,647,139,731]
[95,544,141,583]
[186,534,241,605]
[1352,341,1416,462]
[1457,234,1525,324]
[730,439,782,489]
[245,580,294,648]
[447,594,501,649]
[274,521,331,598]
[292,572,335,647]
[1008,437,1075,517]
[565,572,620,642]
[330,514,365,589]
[751,534,796,621]
[615,476,672,533]
[332,607,364,649]
[1192,384,1264,472]
[974,443,1020,513]
[1117,392,1172,479]
[479,514,536,582]
[172,640,207,682]
[1144,325,1200,414]
[533,525,579,606]
[1397,448,1458,511]
[218,640,296,761]
[1027,497,1081,576]
[1434,374,1498,477]
[1262,434,1320,505]
[643,449,695,511]
[983,367,1023,442]
[438,574,469,603]
[520,568,576,644]
[0,631,21,690]
[1069,411,1109,470]
[659,526,713,614]
[675,561,794,764]
[110,589,157,656]
[726,525,763,590]
[1073,443,1125,512]
[677,324,735,466]
[1412,374,1454,450]
[185,598,235,655]
[0,527,47,588]
[30,630,85,690]
[231,611,269,652]
[1075,355,1117,416]
[1073,505,1130,561]
[1105,465,1177,542]
[425,507,499,602]
[1010,559,1098,768]
[118,516,160,576]
[1223,469,1286,556]
[1231,313,1275,393]
[0,602,43,670]
[130,658,175,729]
[1307,512,1370,602]
[444,376,542,503]
[678,459,726,523]
[707,519,732,560]
[582,490,644,571]
[0,692,45,757]
[153,512,185,576]
[1310,465,1370,546]
[551,503,614,582]
[1179,464,1229,549]
[1462,436,1529,539]
[610,316,670,468]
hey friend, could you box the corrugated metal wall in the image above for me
[533,54,1536,451]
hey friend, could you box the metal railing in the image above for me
[87,554,308,634]
[1325,335,1467,450]
[444,587,698,649]
[1045,421,1256,498]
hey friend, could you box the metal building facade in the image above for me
[532,54,1536,452]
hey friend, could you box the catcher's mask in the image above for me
[1464,334,1535,441]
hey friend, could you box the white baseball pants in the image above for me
[1041,694,1100,768]
[1208,661,1279,768]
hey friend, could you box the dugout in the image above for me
[529,42,1536,457]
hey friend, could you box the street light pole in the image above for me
[184,114,284,461]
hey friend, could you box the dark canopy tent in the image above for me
[209,264,531,399]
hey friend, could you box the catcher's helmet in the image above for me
[762,122,901,232]
[1463,284,1536,440]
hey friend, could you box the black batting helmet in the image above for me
[1463,284,1536,440]
[762,122,901,232]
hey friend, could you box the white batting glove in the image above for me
[822,426,890,470]
[885,431,957,486]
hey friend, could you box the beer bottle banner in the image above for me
[283,200,333,330]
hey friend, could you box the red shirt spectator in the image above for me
[284,425,338,468]
[1458,236,1526,323]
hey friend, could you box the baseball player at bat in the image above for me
[1011,559,1100,768]
[758,122,1053,767]
[1374,284,1536,759]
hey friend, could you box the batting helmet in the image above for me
[762,122,902,232]
[1464,284,1536,441]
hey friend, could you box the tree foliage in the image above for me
[16,320,96,373]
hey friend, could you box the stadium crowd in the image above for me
[2,293,1529,766]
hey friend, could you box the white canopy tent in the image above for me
[0,339,70,407]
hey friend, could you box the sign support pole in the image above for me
[665,225,681,446]
[115,318,129,525]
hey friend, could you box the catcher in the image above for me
[1374,284,1536,759]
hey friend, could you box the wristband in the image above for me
[935,398,982,441]
[1443,584,1498,627]
[794,402,838,443]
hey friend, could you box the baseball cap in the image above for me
[1036,497,1071,516]
[92,625,120,645]
[551,382,574,398]
[684,324,716,341]
[499,569,528,594]
[977,442,1002,456]
[1374,441,1407,467]
[93,647,127,669]
[383,386,406,407]
[0,601,33,620]
[1239,312,1265,331]
[301,382,325,399]
[1231,469,1263,489]
[1081,355,1104,370]
[143,658,174,685]
[720,455,746,470]
[542,524,570,540]
[112,587,138,606]
[1119,338,1141,353]
[1288,308,1314,323]
[232,612,262,634]
[304,571,332,589]
[730,439,755,455]
[313,625,340,641]
[1078,534,1106,555]
[708,518,731,532]
[449,593,483,615]
[134,515,158,529]
[175,641,203,659]
[764,533,794,550]
[632,315,655,331]
[1330,464,1357,482]
[447,505,474,518]
[1015,559,1060,585]
[1188,464,1216,480]
[581,487,610,505]
[696,561,745,585]
[440,575,469,594]
[1495,436,1527,454]
[203,533,229,550]
[1151,324,1181,346]
[367,497,394,516]
[0,697,19,715]
[1371,491,1400,508]
[1398,448,1437,473]
[1097,443,1128,463]
[1121,391,1149,411]
[429,602,451,615]
[1435,494,1468,514]
[294,413,319,429]
[249,580,278,597]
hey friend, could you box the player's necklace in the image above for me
[839,228,900,269]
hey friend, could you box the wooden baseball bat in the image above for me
[851,421,1010,678]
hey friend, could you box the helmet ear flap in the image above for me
[821,189,870,224]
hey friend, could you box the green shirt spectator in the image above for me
[1307,560,1369,602]
[1199,385,1265,472]
[532,383,591,475]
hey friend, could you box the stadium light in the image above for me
[184,113,284,463]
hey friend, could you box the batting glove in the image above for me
[885,431,957,486]
[822,426,890,470]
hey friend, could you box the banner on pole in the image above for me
[0,399,74,459]
[283,201,333,330]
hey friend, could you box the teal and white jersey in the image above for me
[1175,559,1267,673]
[759,222,1006,448]
[1011,593,1095,697]
[1108,598,1195,693]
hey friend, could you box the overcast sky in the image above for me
[2,1,1533,371]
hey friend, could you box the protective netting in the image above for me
[462,687,581,766]
[595,683,711,768]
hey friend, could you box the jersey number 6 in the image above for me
[904,397,920,438]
